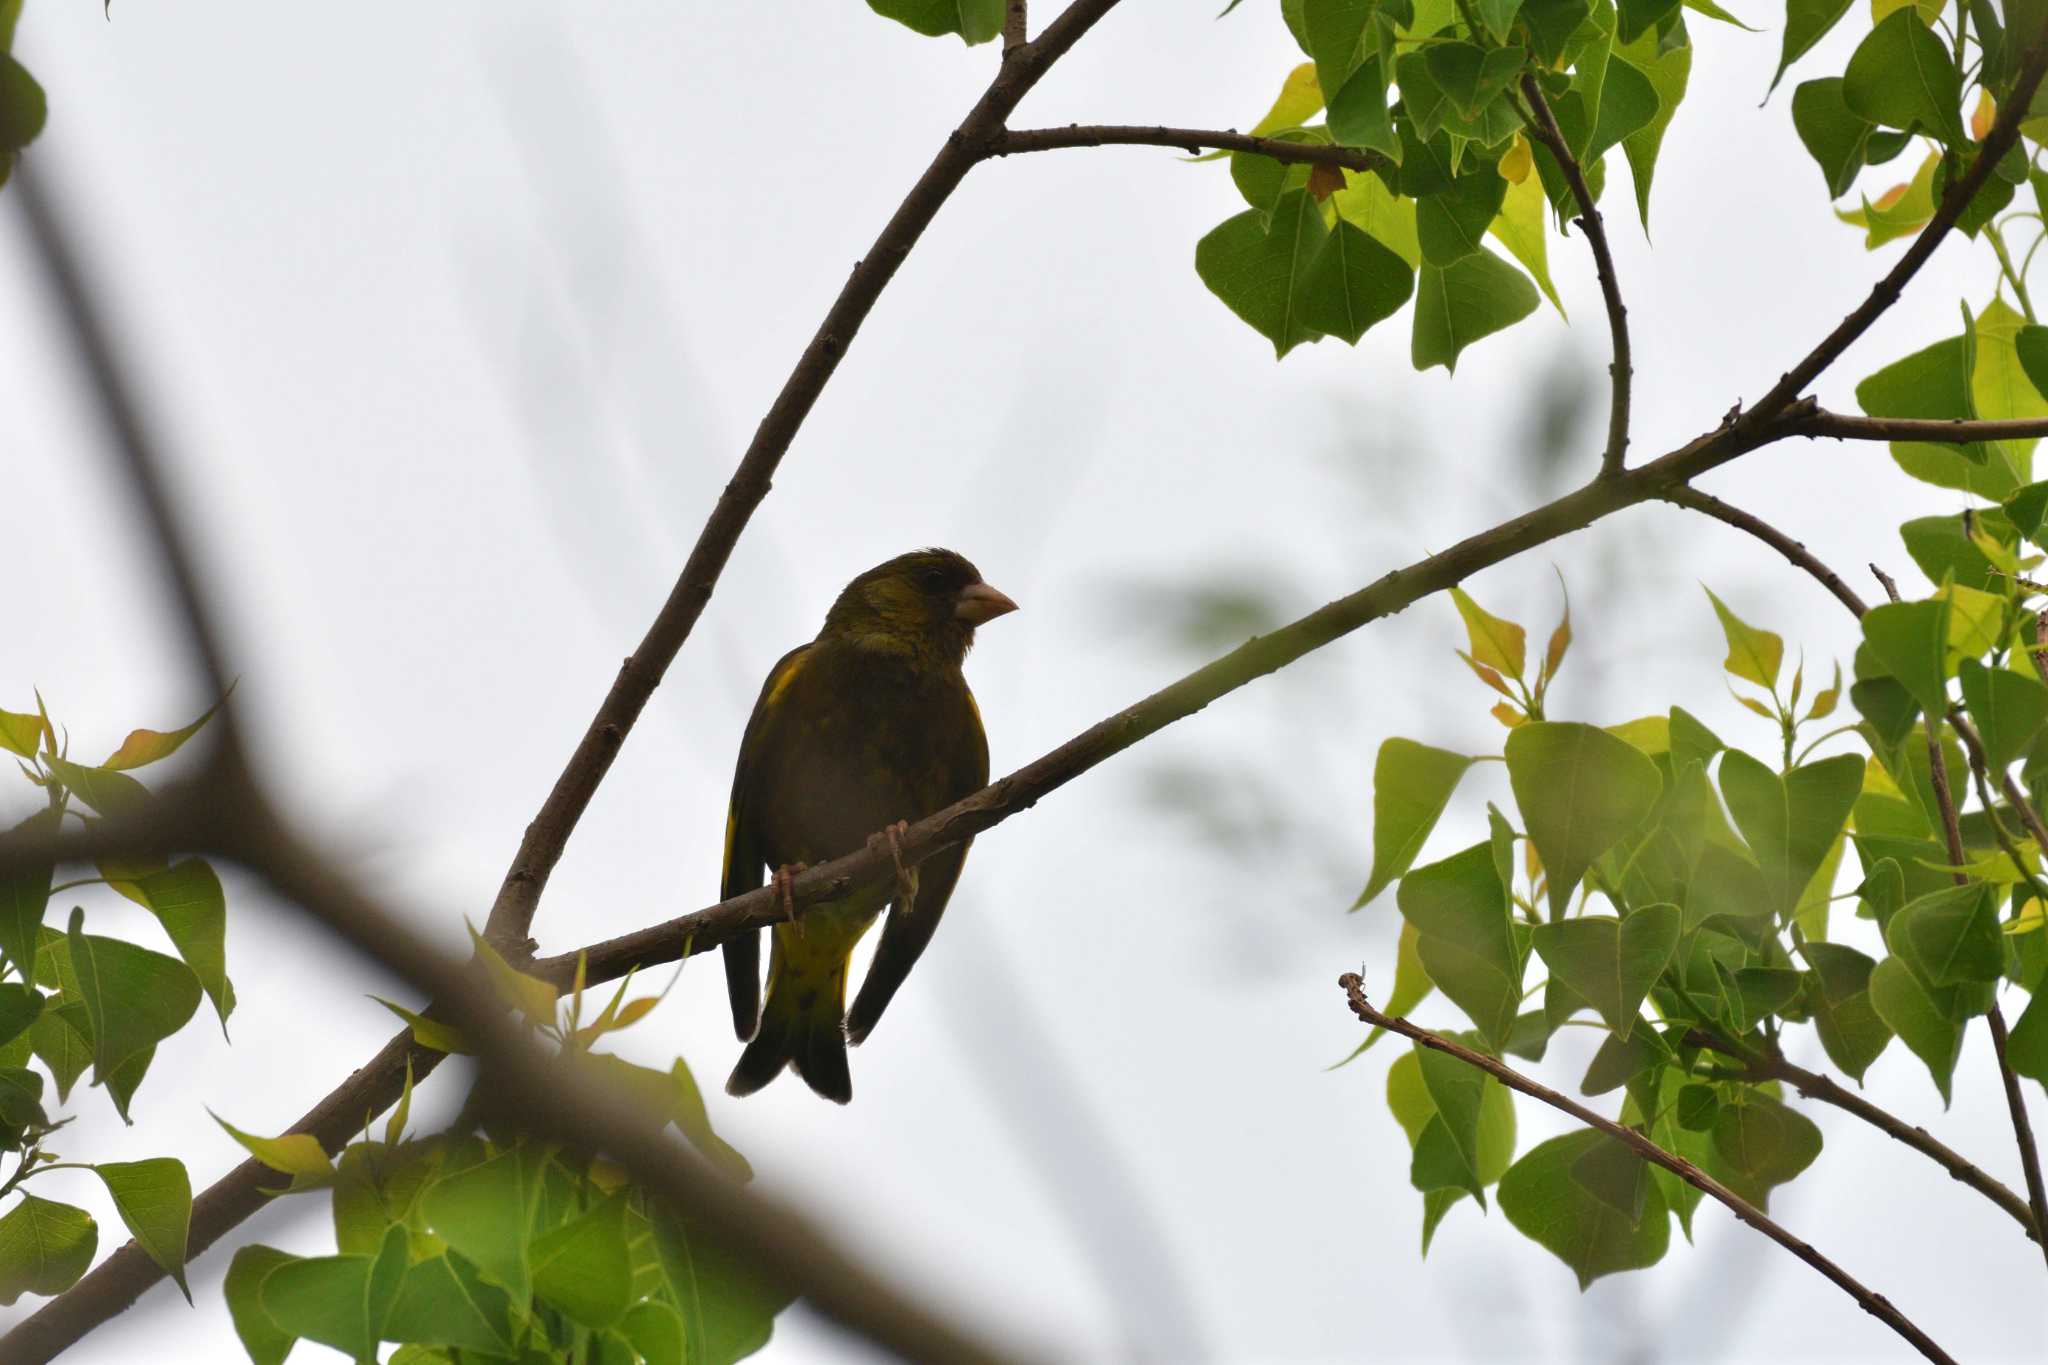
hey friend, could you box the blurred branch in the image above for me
[1337,977,1959,1365]
[1516,75,1630,481]
[1004,0,1028,49]
[0,766,1020,1365]
[480,0,1132,953]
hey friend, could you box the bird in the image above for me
[720,548,1017,1102]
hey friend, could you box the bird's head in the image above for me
[822,548,1018,666]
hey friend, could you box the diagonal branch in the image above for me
[1661,486,1870,617]
[1517,75,1631,480]
[1338,977,1958,1364]
[479,0,1131,953]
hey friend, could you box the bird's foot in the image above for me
[773,863,809,937]
[868,820,918,915]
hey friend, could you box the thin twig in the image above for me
[1786,410,2048,443]
[479,0,1131,954]
[1690,1031,2038,1241]
[1004,0,1028,49]
[990,124,1392,171]
[1661,487,1869,617]
[1517,75,1631,480]
[1338,977,1958,1364]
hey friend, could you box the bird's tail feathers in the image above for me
[724,951,852,1104]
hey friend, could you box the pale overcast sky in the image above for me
[3,1,2044,1362]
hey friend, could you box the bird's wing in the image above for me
[721,642,812,1040]
[845,683,990,1046]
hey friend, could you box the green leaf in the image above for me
[1416,1041,1517,1188]
[100,688,233,770]
[1333,167,1421,267]
[1860,599,1952,717]
[0,707,41,760]
[1703,588,1783,691]
[2007,987,2048,1089]
[1296,218,1414,344]
[29,1008,89,1104]
[1196,189,1327,358]
[260,1251,386,1362]
[224,1244,299,1365]
[1770,0,1854,94]
[421,1147,536,1303]
[0,1195,96,1306]
[1568,1132,1653,1227]
[65,909,201,1106]
[370,996,473,1054]
[1328,56,1401,157]
[1717,751,1863,918]
[42,757,149,818]
[1499,1130,1671,1288]
[1411,245,1540,373]
[0,53,44,159]
[1960,658,2048,774]
[1249,62,1325,137]
[619,1300,687,1365]
[331,1141,442,1256]
[1792,78,1873,200]
[1618,27,1691,230]
[1580,1023,1672,1094]
[1489,161,1565,314]
[1900,512,2009,592]
[1230,128,1327,214]
[1530,905,1681,1037]
[130,859,233,1029]
[1418,163,1509,266]
[1886,883,2004,986]
[211,1110,335,1186]
[1869,955,1963,1102]
[0,986,40,1053]
[0,809,55,985]
[671,1059,754,1183]
[1711,1096,1822,1208]
[1842,9,1966,145]
[865,0,1004,44]
[1451,586,1527,679]
[1506,721,1664,918]
[1397,843,1524,1051]
[531,1189,632,1328]
[94,1158,192,1301]
[386,1252,518,1356]
[1803,942,1893,1081]
[1357,739,1478,908]
[645,1206,793,1365]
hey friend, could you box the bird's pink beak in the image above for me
[955,581,1019,625]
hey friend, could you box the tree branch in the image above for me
[1004,0,1028,49]
[479,0,1131,954]
[1337,977,1958,1365]
[1517,75,1631,480]
[1782,409,2048,444]
[1660,486,1870,617]
[1738,18,2048,433]
[990,123,1392,173]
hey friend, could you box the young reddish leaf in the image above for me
[1806,662,1843,721]
[1491,701,1527,728]
[1457,651,1516,698]
[1703,587,1783,691]
[1458,589,1523,683]
[99,685,235,771]
[1542,607,1572,688]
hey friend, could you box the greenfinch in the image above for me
[722,548,1016,1102]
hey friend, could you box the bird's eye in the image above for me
[921,568,946,586]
